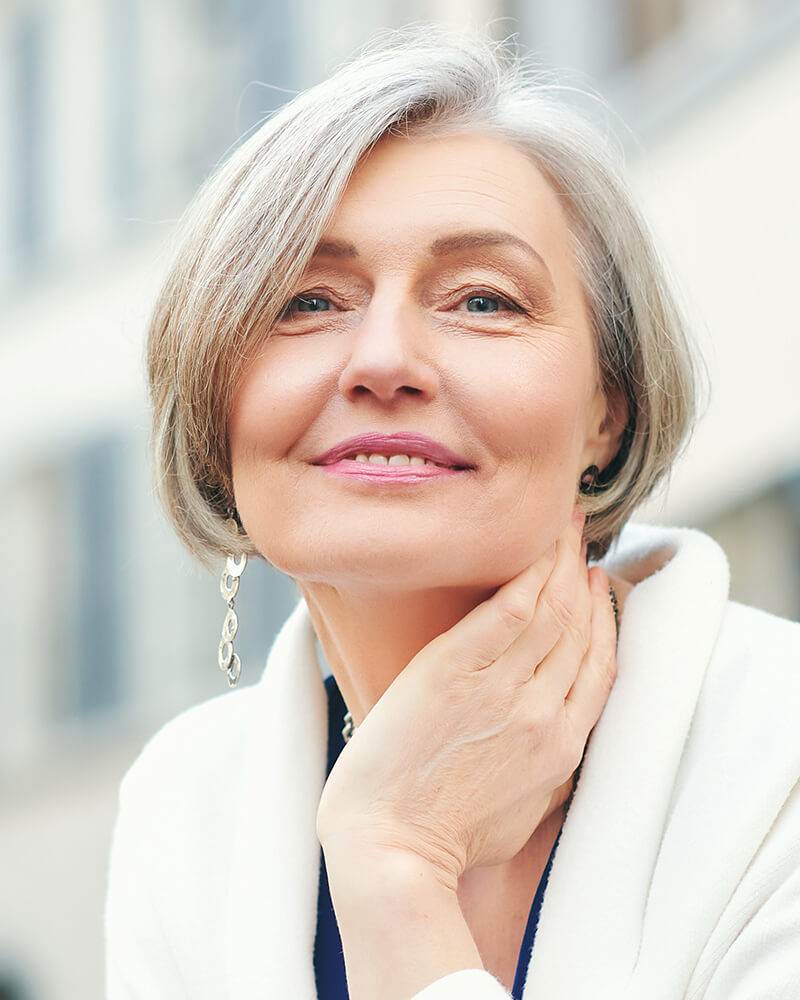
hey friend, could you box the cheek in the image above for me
[228,346,326,463]
[463,344,591,464]
[226,345,340,564]
[226,361,297,533]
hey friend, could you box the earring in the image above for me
[218,507,247,688]
[579,464,600,496]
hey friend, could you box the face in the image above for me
[228,132,620,593]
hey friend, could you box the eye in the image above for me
[466,295,501,313]
[458,290,525,315]
[287,294,331,314]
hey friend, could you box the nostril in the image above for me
[351,384,422,397]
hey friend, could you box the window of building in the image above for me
[10,8,46,269]
[51,432,130,721]
[623,0,686,59]
[701,468,800,621]
[0,967,34,1000]
[108,0,139,216]
[231,0,296,136]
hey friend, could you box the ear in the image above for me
[580,382,628,477]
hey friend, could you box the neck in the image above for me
[299,582,497,727]
[300,570,632,886]
[300,570,632,727]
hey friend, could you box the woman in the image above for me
[104,28,800,1000]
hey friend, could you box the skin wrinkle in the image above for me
[294,243,561,338]
[310,230,555,302]
[227,136,630,978]
[313,228,552,273]
[229,128,622,705]
[295,260,554,324]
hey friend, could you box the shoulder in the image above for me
[707,599,800,717]
[719,598,800,657]
[704,598,800,770]
[106,686,262,996]
[680,598,800,835]
[116,683,260,846]
[684,607,800,994]
[120,682,257,786]
[107,684,263,986]
[691,597,800,748]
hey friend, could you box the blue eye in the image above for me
[466,295,501,313]
[293,295,331,312]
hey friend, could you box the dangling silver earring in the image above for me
[218,507,247,688]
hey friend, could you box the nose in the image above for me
[337,292,440,405]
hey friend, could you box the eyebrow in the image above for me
[310,229,552,279]
[429,230,550,276]
[311,239,359,259]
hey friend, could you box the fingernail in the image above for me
[580,540,587,561]
[572,508,586,531]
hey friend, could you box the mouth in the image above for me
[335,453,460,469]
[312,432,475,471]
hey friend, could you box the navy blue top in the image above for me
[314,673,570,999]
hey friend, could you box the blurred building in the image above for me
[1,0,799,995]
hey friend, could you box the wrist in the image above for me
[320,820,462,896]
[321,833,483,1000]
[322,824,451,893]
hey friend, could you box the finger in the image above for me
[524,552,592,704]
[435,545,557,672]
[564,565,618,733]
[501,513,586,685]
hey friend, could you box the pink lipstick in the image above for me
[311,432,474,484]
[312,432,473,469]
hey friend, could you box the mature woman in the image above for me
[104,28,800,1000]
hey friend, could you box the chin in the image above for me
[258,526,541,594]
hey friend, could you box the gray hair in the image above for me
[147,25,700,567]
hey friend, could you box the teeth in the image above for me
[347,452,448,467]
[345,452,446,466]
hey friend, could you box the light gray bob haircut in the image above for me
[147,25,699,568]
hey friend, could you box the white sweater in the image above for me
[104,524,800,999]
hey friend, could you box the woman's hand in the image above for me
[315,512,618,893]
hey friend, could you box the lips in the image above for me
[312,432,474,469]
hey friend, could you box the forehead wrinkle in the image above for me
[416,159,547,193]
[401,176,525,205]
[312,220,557,288]
[372,187,548,236]
[313,232,421,271]
[321,178,563,282]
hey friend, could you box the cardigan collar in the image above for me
[224,523,729,1000]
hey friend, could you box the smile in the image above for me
[350,453,449,467]
[316,457,465,482]
[311,431,474,471]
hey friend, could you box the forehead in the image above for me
[323,131,575,270]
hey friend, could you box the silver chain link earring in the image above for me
[218,508,247,687]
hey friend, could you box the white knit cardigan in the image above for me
[104,524,800,999]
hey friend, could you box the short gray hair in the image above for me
[147,25,700,567]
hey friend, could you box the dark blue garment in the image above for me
[314,673,567,999]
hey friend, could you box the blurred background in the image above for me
[1,0,799,996]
